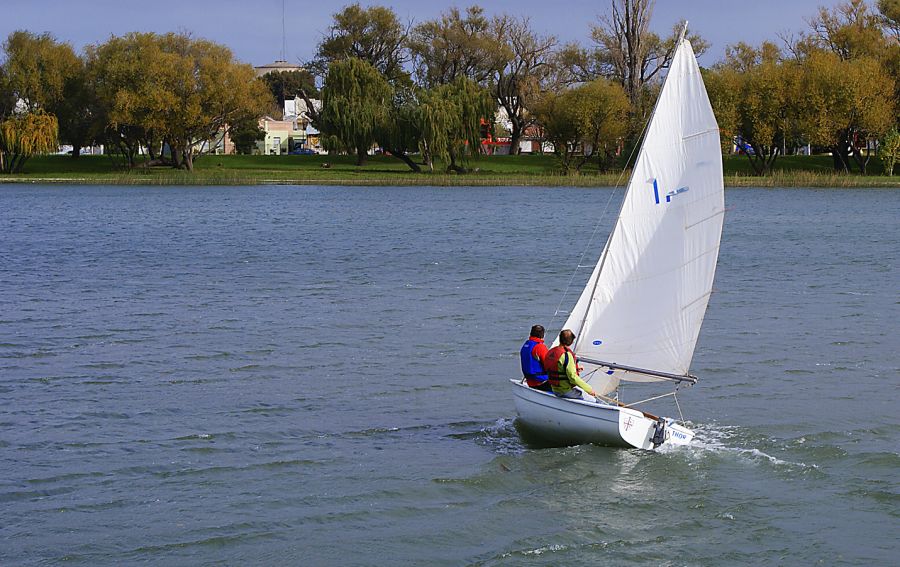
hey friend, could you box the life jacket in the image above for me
[544,345,576,392]
[520,339,548,386]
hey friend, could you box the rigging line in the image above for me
[621,390,677,407]
[673,387,686,423]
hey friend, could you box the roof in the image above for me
[254,60,305,77]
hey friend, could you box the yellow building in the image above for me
[256,116,307,155]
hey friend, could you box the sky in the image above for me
[3,0,844,67]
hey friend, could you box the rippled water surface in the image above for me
[1,185,897,566]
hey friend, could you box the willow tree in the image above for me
[414,87,456,171]
[444,77,495,171]
[0,112,58,173]
[305,3,411,133]
[320,58,392,166]
[375,85,423,172]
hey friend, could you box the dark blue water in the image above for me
[1,185,897,566]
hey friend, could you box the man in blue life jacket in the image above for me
[520,324,551,391]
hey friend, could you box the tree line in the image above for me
[1,0,899,176]
[0,31,270,173]
[705,0,900,174]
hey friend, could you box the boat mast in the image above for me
[573,25,690,350]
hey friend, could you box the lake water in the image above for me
[1,185,897,566]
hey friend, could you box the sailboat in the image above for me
[511,29,724,450]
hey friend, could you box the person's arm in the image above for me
[565,355,596,396]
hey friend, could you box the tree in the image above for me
[706,42,802,175]
[0,67,13,119]
[319,57,392,166]
[491,15,557,155]
[375,85,423,172]
[303,4,410,134]
[876,0,900,130]
[805,0,888,61]
[0,31,75,172]
[880,127,900,175]
[87,32,270,170]
[416,77,494,172]
[1,31,78,113]
[798,50,895,173]
[702,65,743,157]
[533,79,629,174]
[413,87,456,171]
[260,70,318,107]
[55,58,98,157]
[409,6,495,87]
[87,32,174,166]
[879,0,900,40]
[229,117,265,155]
[313,3,409,83]
[577,1,708,108]
[0,112,58,173]
[787,0,899,171]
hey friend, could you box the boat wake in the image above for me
[665,422,819,471]
[446,417,526,455]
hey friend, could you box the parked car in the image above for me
[289,147,317,155]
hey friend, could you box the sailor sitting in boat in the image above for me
[543,329,599,402]
[520,324,551,392]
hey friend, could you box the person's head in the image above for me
[529,324,545,339]
[559,329,575,346]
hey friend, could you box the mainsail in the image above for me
[562,36,725,394]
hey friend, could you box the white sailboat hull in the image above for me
[510,380,694,450]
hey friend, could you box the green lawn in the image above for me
[3,153,898,187]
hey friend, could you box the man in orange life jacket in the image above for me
[520,324,551,391]
[543,329,599,401]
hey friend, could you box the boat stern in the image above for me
[618,409,695,450]
[617,408,657,449]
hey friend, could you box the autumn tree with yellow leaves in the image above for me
[86,32,271,170]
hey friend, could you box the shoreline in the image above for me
[2,174,898,188]
[3,154,898,188]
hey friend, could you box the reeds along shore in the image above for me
[2,154,898,187]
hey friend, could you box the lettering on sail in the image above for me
[652,178,690,205]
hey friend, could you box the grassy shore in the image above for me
[2,154,898,187]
